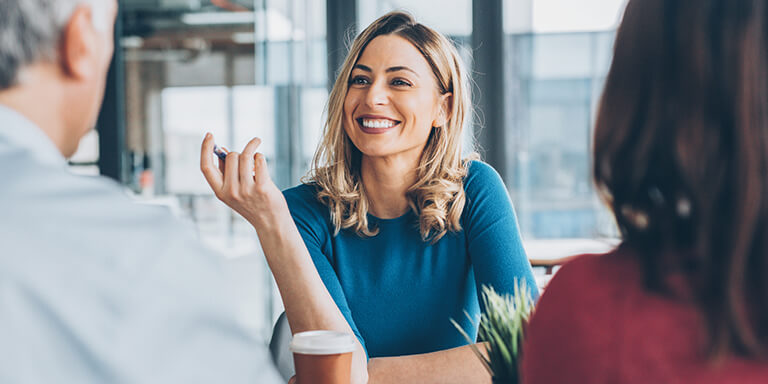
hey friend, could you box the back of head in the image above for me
[594,0,768,357]
[0,0,111,90]
[0,0,115,157]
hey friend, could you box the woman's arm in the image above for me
[258,208,371,383]
[368,344,490,384]
[200,135,369,383]
[464,162,539,300]
[201,136,494,383]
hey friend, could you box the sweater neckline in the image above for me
[368,209,415,223]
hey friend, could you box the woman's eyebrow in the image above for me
[353,64,420,78]
[386,66,420,77]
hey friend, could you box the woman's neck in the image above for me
[360,153,419,219]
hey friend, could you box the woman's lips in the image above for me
[356,117,401,134]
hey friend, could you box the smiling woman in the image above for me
[200,11,537,384]
[312,12,472,242]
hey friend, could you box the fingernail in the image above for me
[205,132,211,139]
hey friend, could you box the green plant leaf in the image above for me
[452,278,534,383]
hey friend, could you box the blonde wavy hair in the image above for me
[306,11,475,242]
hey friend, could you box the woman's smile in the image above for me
[356,115,402,134]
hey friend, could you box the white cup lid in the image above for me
[290,330,356,355]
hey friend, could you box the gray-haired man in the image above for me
[0,1,283,382]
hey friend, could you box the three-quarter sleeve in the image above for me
[283,186,369,357]
[463,161,540,308]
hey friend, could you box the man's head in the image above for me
[0,0,118,157]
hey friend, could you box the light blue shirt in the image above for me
[0,104,284,383]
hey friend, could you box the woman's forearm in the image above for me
[199,136,368,383]
[252,210,369,383]
[253,210,347,332]
[368,343,491,384]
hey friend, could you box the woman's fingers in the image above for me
[202,135,275,210]
[218,146,229,174]
[200,133,224,192]
[222,150,241,195]
[239,137,263,186]
[253,152,270,183]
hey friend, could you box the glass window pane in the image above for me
[358,0,472,36]
[233,86,276,159]
[504,1,627,239]
[532,0,627,33]
[162,86,229,194]
[120,0,329,337]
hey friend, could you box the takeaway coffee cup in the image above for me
[290,330,356,384]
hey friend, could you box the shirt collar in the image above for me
[0,103,67,168]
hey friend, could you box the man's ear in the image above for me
[432,92,453,128]
[60,5,99,80]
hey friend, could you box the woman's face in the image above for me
[343,34,450,160]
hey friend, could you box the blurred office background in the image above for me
[71,0,627,340]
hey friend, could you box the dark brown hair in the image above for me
[594,0,768,357]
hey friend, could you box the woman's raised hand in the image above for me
[200,133,287,228]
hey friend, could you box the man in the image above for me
[0,1,284,382]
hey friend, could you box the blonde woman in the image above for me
[201,12,537,383]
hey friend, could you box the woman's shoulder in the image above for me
[539,249,638,303]
[522,249,635,383]
[525,249,639,341]
[460,160,513,222]
[282,182,330,223]
[464,159,502,184]
[463,160,505,197]
[283,182,318,201]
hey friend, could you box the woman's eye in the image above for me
[349,76,369,85]
[392,78,412,87]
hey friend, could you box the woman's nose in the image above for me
[364,81,388,106]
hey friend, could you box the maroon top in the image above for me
[522,249,768,384]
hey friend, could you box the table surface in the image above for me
[525,238,619,267]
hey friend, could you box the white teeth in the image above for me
[361,118,396,129]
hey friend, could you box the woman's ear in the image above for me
[432,92,453,128]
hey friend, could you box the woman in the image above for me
[201,11,537,383]
[522,1,768,383]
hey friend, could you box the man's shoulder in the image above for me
[0,149,206,254]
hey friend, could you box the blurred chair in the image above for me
[269,312,295,381]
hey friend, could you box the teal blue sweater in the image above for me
[283,161,538,358]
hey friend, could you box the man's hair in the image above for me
[0,0,110,90]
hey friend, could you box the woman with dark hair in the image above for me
[522,0,768,382]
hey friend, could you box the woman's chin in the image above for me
[358,148,396,158]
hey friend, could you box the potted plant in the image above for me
[452,279,534,384]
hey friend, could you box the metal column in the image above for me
[326,0,357,90]
[96,1,126,182]
[472,0,507,178]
